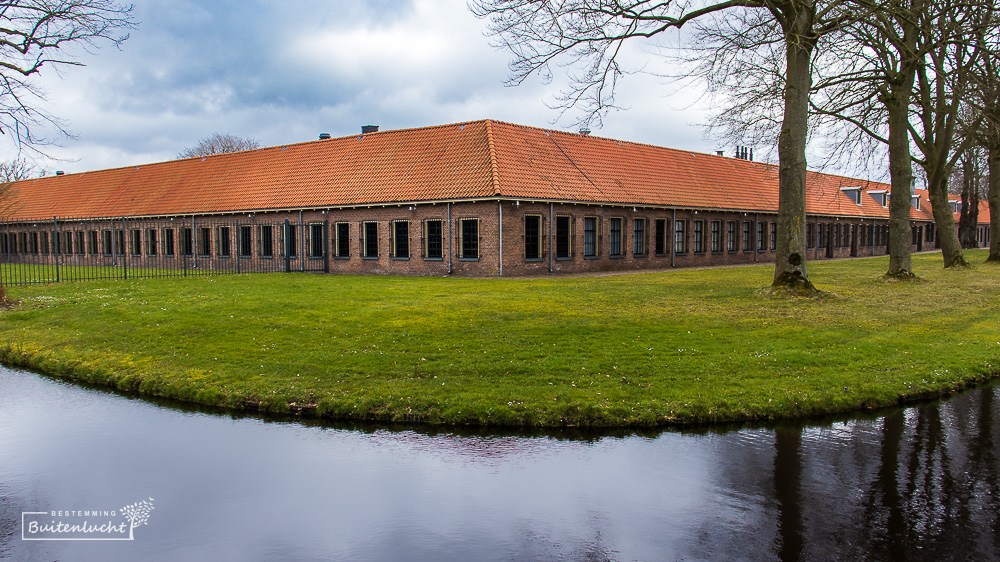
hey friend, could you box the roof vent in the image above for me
[55,171,65,176]
[361,125,379,134]
[319,133,331,140]
[578,127,591,136]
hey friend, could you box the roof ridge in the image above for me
[484,119,502,196]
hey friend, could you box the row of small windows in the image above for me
[3,217,955,261]
[0,219,482,261]
[525,216,780,259]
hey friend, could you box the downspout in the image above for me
[671,209,676,267]
[299,210,304,271]
[191,215,196,268]
[447,202,452,274]
[548,202,554,273]
[498,200,503,277]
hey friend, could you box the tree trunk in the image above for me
[988,143,1000,262]
[958,158,979,249]
[772,3,817,295]
[885,90,915,277]
[926,169,968,267]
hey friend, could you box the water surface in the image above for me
[1,367,997,561]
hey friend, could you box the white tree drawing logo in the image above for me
[120,498,155,540]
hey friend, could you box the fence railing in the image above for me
[0,217,329,286]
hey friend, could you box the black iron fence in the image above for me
[0,217,329,286]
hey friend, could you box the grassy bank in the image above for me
[1,251,998,427]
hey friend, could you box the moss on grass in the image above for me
[2,251,998,427]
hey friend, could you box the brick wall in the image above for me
[1,201,940,279]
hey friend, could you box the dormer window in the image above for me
[841,186,863,205]
[911,196,920,210]
[949,201,959,213]
[869,190,888,207]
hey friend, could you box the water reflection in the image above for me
[0,367,997,561]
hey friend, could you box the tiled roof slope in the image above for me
[7,121,499,221]
[3,119,989,224]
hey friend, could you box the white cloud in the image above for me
[2,0,726,174]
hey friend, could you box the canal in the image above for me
[1,366,997,561]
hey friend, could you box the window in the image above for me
[583,216,597,257]
[75,231,85,255]
[239,226,252,257]
[654,219,668,255]
[115,230,125,256]
[842,187,862,205]
[131,229,142,256]
[757,222,765,251]
[362,221,378,258]
[674,219,686,254]
[742,222,752,251]
[63,232,72,255]
[693,220,704,253]
[460,218,479,260]
[285,224,297,257]
[555,215,572,259]
[335,222,351,258]
[524,215,542,260]
[163,228,175,257]
[309,223,324,258]
[259,225,274,257]
[199,227,211,257]
[711,221,721,253]
[147,229,158,256]
[219,226,231,257]
[424,220,442,259]
[102,230,112,255]
[609,218,623,257]
[182,227,193,256]
[392,220,409,259]
[633,218,646,255]
[770,222,777,251]
[807,223,815,249]
[0,233,8,255]
[833,224,841,248]
[40,232,49,255]
[727,221,737,252]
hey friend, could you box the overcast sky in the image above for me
[6,0,721,175]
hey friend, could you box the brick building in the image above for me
[0,120,992,277]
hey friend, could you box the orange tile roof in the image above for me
[3,119,990,225]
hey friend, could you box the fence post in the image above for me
[236,221,241,274]
[284,219,291,273]
[122,217,129,280]
[53,217,60,283]
[323,220,329,273]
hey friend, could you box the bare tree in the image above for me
[807,0,991,271]
[472,0,866,294]
[951,143,985,249]
[0,0,135,154]
[964,21,1000,262]
[177,133,261,159]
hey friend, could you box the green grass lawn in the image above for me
[2,251,998,427]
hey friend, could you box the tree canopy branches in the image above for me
[0,0,135,154]
[177,133,262,159]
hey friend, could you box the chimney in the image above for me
[578,127,591,136]
[319,133,331,140]
[361,125,379,134]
